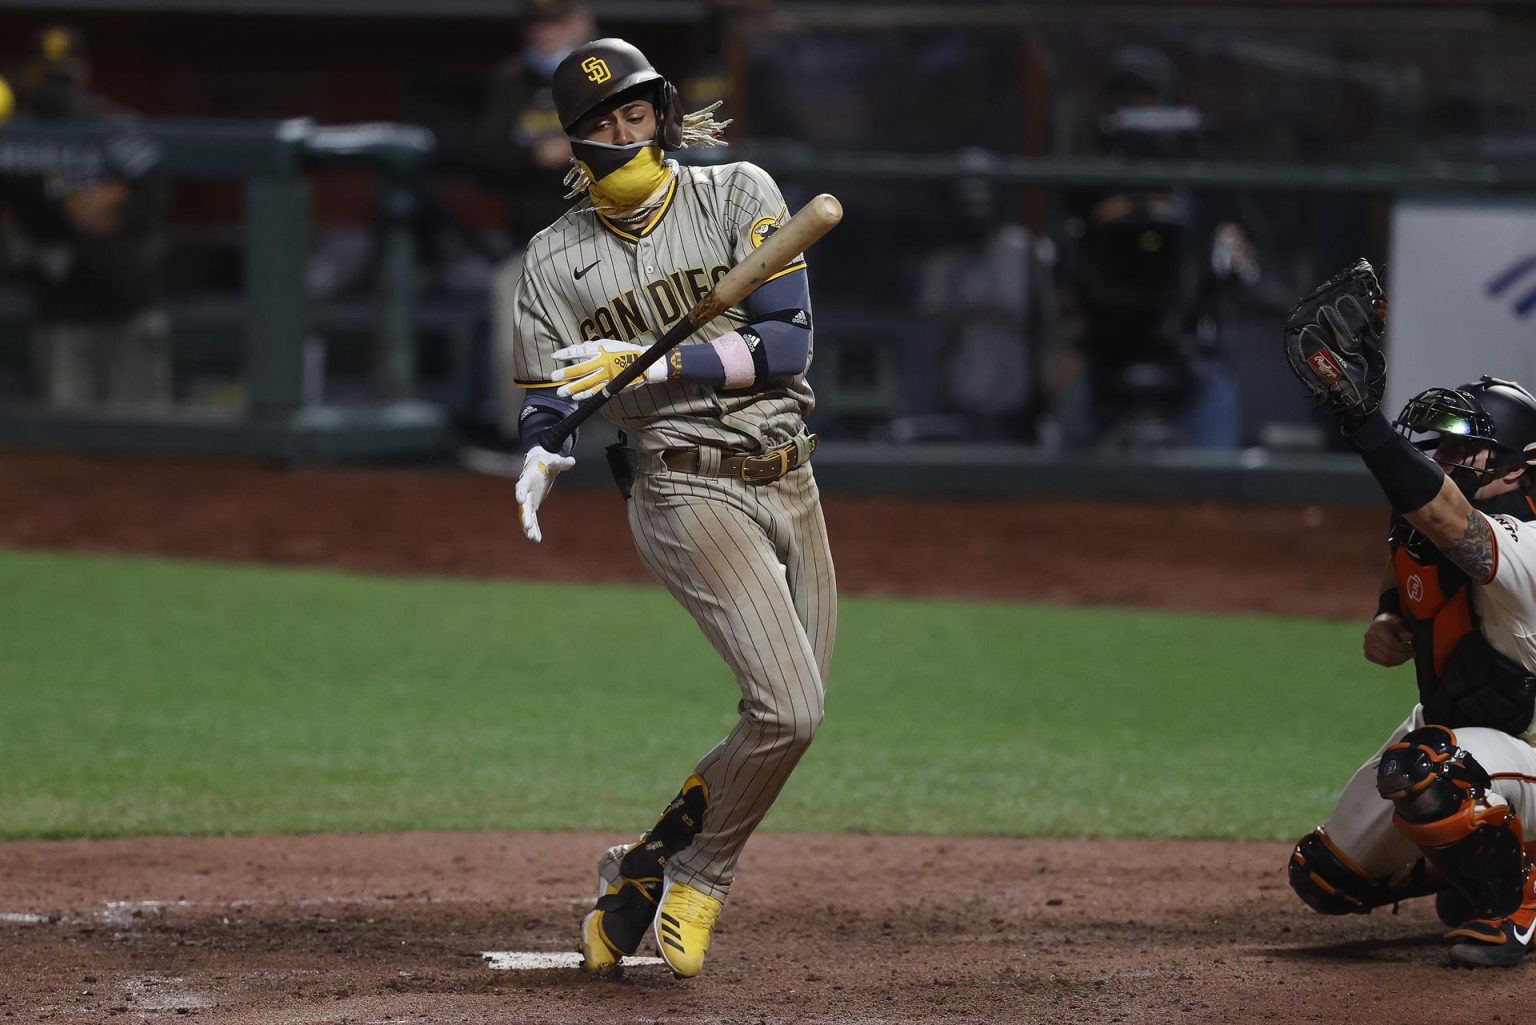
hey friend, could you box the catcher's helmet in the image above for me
[1395,375,1536,474]
[552,38,683,148]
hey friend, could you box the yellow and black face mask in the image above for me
[570,138,671,213]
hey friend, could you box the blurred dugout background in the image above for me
[1,0,1534,496]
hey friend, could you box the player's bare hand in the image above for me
[1363,612,1415,667]
[514,444,575,543]
[552,340,670,400]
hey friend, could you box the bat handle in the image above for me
[536,389,607,453]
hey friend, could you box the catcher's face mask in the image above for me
[1394,386,1519,492]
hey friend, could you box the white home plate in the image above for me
[482,951,666,970]
[0,912,46,924]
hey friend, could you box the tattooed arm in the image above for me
[1404,475,1497,582]
[1448,510,1496,580]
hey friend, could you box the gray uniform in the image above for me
[512,160,837,899]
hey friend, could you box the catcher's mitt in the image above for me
[1283,258,1388,418]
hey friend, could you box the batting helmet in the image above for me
[552,38,683,149]
[1395,375,1536,474]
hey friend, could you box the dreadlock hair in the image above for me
[561,101,734,201]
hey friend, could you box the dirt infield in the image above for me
[3,449,1480,1024]
[0,832,1510,1025]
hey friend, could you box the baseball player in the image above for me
[507,39,836,979]
[1284,261,1536,967]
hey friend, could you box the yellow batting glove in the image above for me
[552,340,670,401]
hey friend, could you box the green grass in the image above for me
[0,547,1403,841]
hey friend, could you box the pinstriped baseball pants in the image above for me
[628,458,837,900]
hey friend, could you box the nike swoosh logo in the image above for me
[1515,920,1536,945]
[574,260,601,280]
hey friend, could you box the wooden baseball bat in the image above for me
[538,193,844,452]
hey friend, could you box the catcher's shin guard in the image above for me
[1377,725,1536,963]
[586,774,710,959]
[1288,829,1433,915]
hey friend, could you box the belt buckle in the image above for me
[741,443,792,485]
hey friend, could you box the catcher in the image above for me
[1284,260,1536,967]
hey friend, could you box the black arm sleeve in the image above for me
[743,270,812,378]
[1343,409,1446,514]
[518,391,578,455]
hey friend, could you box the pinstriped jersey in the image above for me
[511,160,814,455]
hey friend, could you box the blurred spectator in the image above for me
[0,26,169,410]
[390,0,599,460]
[1057,44,1255,449]
[479,0,596,248]
[464,0,597,451]
[901,156,1070,444]
[746,26,1023,155]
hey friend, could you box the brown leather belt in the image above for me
[661,434,819,485]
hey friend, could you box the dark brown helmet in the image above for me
[552,38,682,148]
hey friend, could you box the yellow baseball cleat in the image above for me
[654,879,722,979]
[576,844,632,975]
[578,908,624,975]
[579,778,713,976]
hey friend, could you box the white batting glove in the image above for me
[514,444,576,543]
[552,340,669,401]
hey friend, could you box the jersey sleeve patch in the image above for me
[749,214,782,249]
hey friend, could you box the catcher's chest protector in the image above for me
[1392,524,1536,733]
